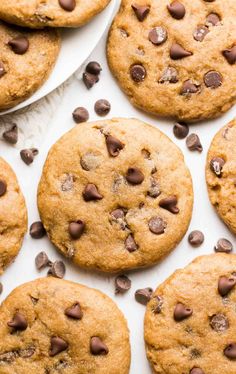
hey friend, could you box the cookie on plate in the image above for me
[206,119,236,234]
[0,157,27,273]
[0,277,130,373]
[145,254,236,374]
[37,118,193,273]
[0,21,60,111]
[107,0,236,122]
[0,0,111,28]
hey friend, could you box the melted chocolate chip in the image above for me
[49,337,68,357]
[131,4,150,21]
[153,296,164,313]
[126,167,144,185]
[193,25,209,42]
[206,13,221,26]
[125,234,138,252]
[148,217,166,235]
[218,276,236,296]
[215,238,233,253]
[167,1,185,19]
[149,27,168,45]
[69,221,85,239]
[210,157,225,177]
[0,180,7,197]
[180,80,199,95]
[223,46,236,64]
[8,312,28,331]
[65,303,83,319]
[30,221,46,239]
[174,303,193,321]
[204,71,222,88]
[90,337,109,355]
[83,184,103,202]
[210,314,229,332]
[148,177,161,198]
[159,196,179,214]
[130,64,146,82]
[170,43,192,60]
[135,287,153,305]
[8,37,29,55]
[115,275,131,294]
[106,135,124,157]
[159,67,178,83]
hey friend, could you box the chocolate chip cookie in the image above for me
[0,277,130,373]
[0,0,111,28]
[0,21,60,111]
[107,0,236,122]
[145,254,236,374]
[37,118,193,273]
[206,119,236,234]
[0,157,27,273]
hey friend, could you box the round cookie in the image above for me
[145,254,236,374]
[107,0,236,122]
[37,118,193,273]
[0,157,27,273]
[0,21,60,111]
[0,0,111,28]
[0,277,130,373]
[206,119,236,234]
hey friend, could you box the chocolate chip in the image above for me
[215,238,233,253]
[18,346,35,358]
[65,303,83,319]
[83,72,99,89]
[3,124,18,144]
[167,1,186,19]
[193,25,209,42]
[0,180,7,197]
[85,61,102,75]
[35,251,51,270]
[153,296,163,313]
[49,337,68,357]
[173,122,189,139]
[131,4,150,21]
[149,27,167,45]
[94,99,111,116]
[148,217,166,235]
[30,221,46,239]
[210,314,229,332]
[190,368,205,374]
[130,64,146,82]
[69,221,85,239]
[82,184,103,202]
[48,261,66,279]
[111,209,125,220]
[125,234,138,252]
[20,148,38,165]
[72,107,89,123]
[135,288,153,305]
[223,46,236,65]
[0,283,3,295]
[106,135,124,157]
[188,231,204,247]
[61,174,74,192]
[148,177,161,198]
[206,13,221,26]
[126,167,144,185]
[8,312,28,331]
[180,80,199,95]
[0,351,17,364]
[0,61,6,78]
[224,343,236,359]
[174,303,193,321]
[210,157,225,177]
[204,71,222,88]
[170,43,192,60]
[115,275,131,294]
[159,67,178,83]
[8,37,29,55]
[58,0,75,11]
[159,196,179,214]
[218,276,236,296]
[186,134,203,152]
[90,337,109,355]
[80,153,101,171]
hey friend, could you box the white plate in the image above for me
[1,0,117,115]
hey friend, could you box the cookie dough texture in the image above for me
[38,118,193,273]
[145,254,236,374]
[0,21,60,111]
[0,277,130,373]
[0,0,111,28]
[107,0,236,121]
[0,157,27,273]
[206,119,236,234]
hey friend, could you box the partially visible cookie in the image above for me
[0,21,60,111]
[107,0,236,121]
[145,254,236,374]
[0,157,27,273]
[0,0,111,28]
[37,118,193,273]
[206,119,236,234]
[0,277,130,374]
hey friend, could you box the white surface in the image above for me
[1,27,236,374]
[0,0,117,115]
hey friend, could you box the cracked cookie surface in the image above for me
[107,0,236,122]
[37,118,193,273]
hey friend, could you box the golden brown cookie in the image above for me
[37,118,193,273]
[145,254,236,374]
[206,119,236,234]
[0,157,27,273]
[0,0,111,28]
[0,277,130,373]
[0,21,60,111]
[107,0,236,122]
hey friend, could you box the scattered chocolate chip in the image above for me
[159,66,178,83]
[130,64,146,82]
[188,231,204,247]
[0,180,7,197]
[125,234,138,252]
[8,37,29,55]
[180,80,199,95]
[218,276,236,296]
[148,217,166,235]
[131,4,150,21]
[215,238,233,253]
[223,46,236,65]
[65,303,83,319]
[167,1,185,19]
[210,157,225,177]
[0,61,6,78]
[83,72,99,89]
[49,337,68,357]
[106,135,124,157]
[30,221,46,239]
[20,148,38,165]
[90,337,109,355]
[135,288,153,305]
[174,303,193,322]
[48,261,66,279]
[159,196,179,214]
[210,314,229,332]
[94,99,111,116]
[72,107,89,123]
[153,296,163,313]
[206,13,221,26]
[186,134,203,152]
[3,124,18,144]
[8,312,28,331]
[69,221,85,239]
[148,177,161,198]
[193,25,209,42]
[204,71,222,88]
[80,153,101,171]
[85,61,102,75]
[173,122,189,139]
[115,275,131,294]
[35,251,51,270]
[148,27,167,45]
[126,167,144,185]
[190,368,205,374]
[170,43,192,60]
[224,343,236,360]
[82,183,103,202]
